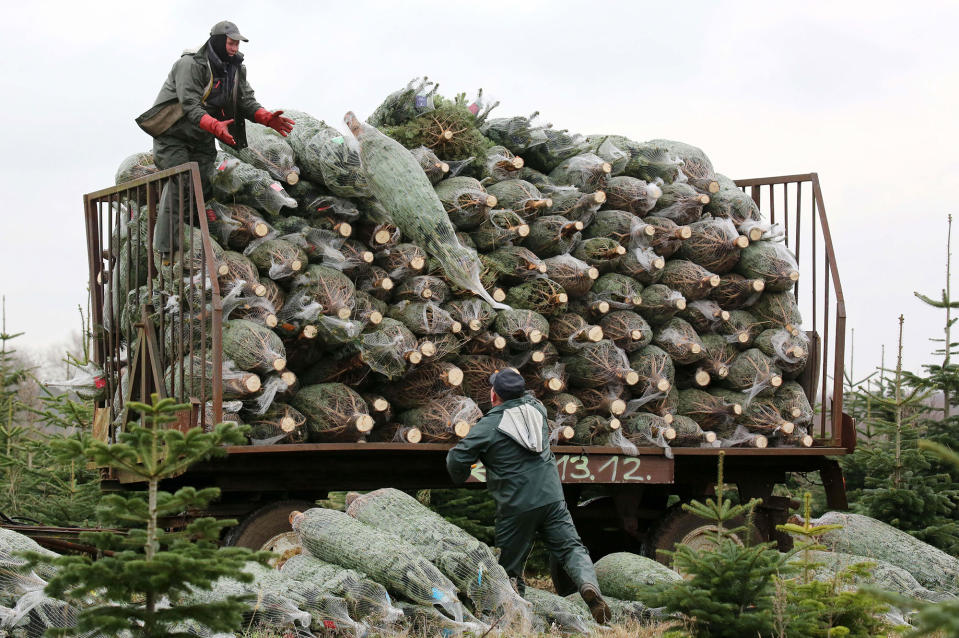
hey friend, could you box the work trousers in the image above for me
[495,500,598,595]
[152,125,216,253]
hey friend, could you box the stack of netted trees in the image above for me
[116,76,814,451]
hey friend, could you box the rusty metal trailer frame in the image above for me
[85,167,851,555]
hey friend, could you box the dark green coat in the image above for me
[446,394,565,516]
[136,42,262,150]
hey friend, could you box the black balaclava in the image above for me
[209,34,232,64]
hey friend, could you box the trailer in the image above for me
[84,164,851,587]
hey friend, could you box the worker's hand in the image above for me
[254,108,295,136]
[199,114,236,146]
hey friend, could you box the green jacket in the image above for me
[136,41,262,149]
[446,394,565,516]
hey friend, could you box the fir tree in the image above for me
[652,452,786,637]
[843,316,959,554]
[31,395,270,637]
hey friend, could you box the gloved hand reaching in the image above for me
[199,114,236,146]
[254,108,295,136]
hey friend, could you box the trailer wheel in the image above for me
[226,500,314,564]
[647,505,755,568]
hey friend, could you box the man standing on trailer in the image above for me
[136,20,294,257]
[446,368,612,625]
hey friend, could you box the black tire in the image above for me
[225,500,314,551]
[646,504,757,567]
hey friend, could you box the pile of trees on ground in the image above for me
[113,76,813,451]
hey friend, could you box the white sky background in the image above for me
[0,0,957,380]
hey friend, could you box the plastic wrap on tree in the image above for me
[735,240,800,292]
[210,153,297,216]
[220,122,300,185]
[522,215,583,258]
[543,392,585,422]
[244,236,307,281]
[380,91,492,165]
[542,254,599,297]
[752,290,803,334]
[563,339,638,388]
[115,150,158,184]
[166,355,262,401]
[618,244,665,285]
[637,284,686,325]
[593,552,682,601]
[291,508,462,617]
[589,273,644,311]
[549,152,612,192]
[677,388,741,431]
[584,208,647,246]
[547,313,604,355]
[480,111,550,154]
[523,588,596,636]
[410,145,450,184]
[483,246,546,284]
[351,317,423,380]
[246,402,307,445]
[572,237,626,273]
[217,250,267,298]
[670,414,716,446]
[772,381,814,426]
[547,187,606,226]
[648,139,719,194]
[660,259,720,301]
[585,134,629,175]
[484,179,554,221]
[443,298,496,333]
[604,176,662,216]
[347,489,530,622]
[480,145,525,183]
[628,344,674,396]
[597,136,684,184]
[494,309,550,351]
[398,394,482,441]
[706,173,763,235]
[293,264,357,319]
[721,348,783,400]
[650,181,710,225]
[717,309,761,349]
[367,76,438,127]
[381,361,465,410]
[470,208,529,252]
[388,300,461,336]
[623,412,675,452]
[600,310,653,353]
[634,215,688,260]
[653,317,705,365]
[208,202,272,250]
[503,278,569,317]
[222,319,287,375]
[282,552,405,629]
[434,176,497,231]
[179,562,311,630]
[345,111,505,309]
[373,242,427,280]
[291,383,374,442]
[396,602,488,636]
[710,273,765,310]
[392,274,447,303]
[678,299,729,334]
[678,217,749,274]
[523,124,592,173]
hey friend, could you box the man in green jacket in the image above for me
[446,368,611,624]
[136,20,294,255]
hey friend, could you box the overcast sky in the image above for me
[1,0,957,382]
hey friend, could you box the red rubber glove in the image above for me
[254,108,295,136]
[199,114,236,146]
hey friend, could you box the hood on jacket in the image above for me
[497,401,546,453]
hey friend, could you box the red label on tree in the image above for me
[270,183,283,191]
[323,620,337,629]
[217,160,228,171]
